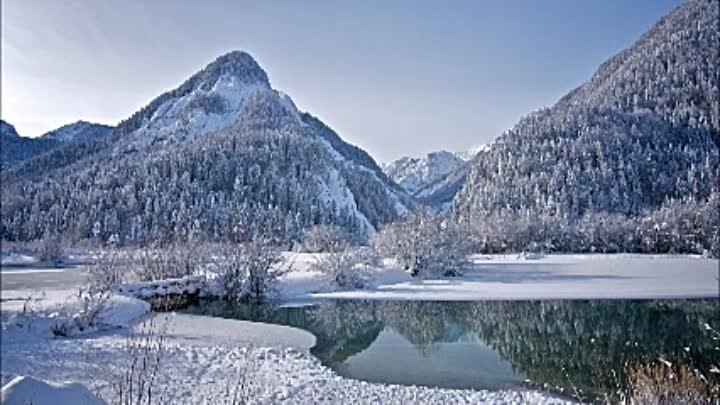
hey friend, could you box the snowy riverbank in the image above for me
[2,253,717,404]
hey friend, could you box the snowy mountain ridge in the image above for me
[2,51,410,243]
[383,151,466,195]
[40,121,113,143]
[382,144,489,209]
[452,0,719,255]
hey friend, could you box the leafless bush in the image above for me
[6,291,46,329]
[212,238,283,303]
[372,209,470,277]
[52,290,112,336]
[99,316,170,405]
[133,242,203,282]
[39,231,66,264]
[311,246,379,289]
[302,225,352,253]
[87,250,127,295]
[624,360,719,404]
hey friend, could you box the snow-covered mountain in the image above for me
[1,120,113,168]
[40,121,113,143]
[2,51,410,244]
[1,120,60,167]
[453,0,719,254]
[383,145,489,210]
[383,151,466,195]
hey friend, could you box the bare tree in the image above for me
[311,246,379,289]
[212,238,283,303]
[302,225,352,253]
[372,209,470,277]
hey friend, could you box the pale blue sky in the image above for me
[1,0,680,162]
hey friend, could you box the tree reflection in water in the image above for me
[185,299,720,400]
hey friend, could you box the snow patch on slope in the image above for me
[315,167,375,238]
[133,75,267,147]
[315,137,408,218]
[40,121,112,143]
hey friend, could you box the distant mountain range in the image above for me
[2,0,716,254]
[1,120,112,167]
[382,145,488,210]
[1,51,409,244]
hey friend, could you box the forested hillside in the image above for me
[1,52,409,246]
[453,0,719,255]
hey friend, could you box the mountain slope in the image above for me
[40,121,113,143]
[454,0,719,254]
[1,51,409,244]
[1,120,60,167]
[1,120,114,168]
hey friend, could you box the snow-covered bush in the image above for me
[212,239,283,303]
[302,225,352,253]
[105,316,168,405]
[311,246,379,289]
[133,242,203,282]
[51,293,150,337]
[6,292,45,329]
[38,231,66,264]
[86,251,126,295]
[51,291,111,336]
[372,209,470,277]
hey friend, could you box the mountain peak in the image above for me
[1,120,20,139]
[40,120,113,143]
[198,50,270,88]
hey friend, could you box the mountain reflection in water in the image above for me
[184,299,720,399]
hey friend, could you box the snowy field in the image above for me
[2,253,717,404]
[280,253,718,301]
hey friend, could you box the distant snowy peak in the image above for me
[383,151,465,195]
[40,121,113,143]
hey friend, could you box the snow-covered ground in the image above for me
[280,253,718,301]
[2,253,716,404]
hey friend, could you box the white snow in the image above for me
[1,253,36,266]
[1,376,105,405]
[131,75,267,148]
[2,252,715,404]
[315,136,409,218]
[301,254,719,301]
[97,295,151,328]
[1,314,574,405]
[383,151,465,195]
[314,167,375,238]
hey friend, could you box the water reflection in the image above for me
[184,299,720,398]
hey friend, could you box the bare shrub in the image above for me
[52,290,112,336]
[625,360,719,404]
[87,250,127,295]
[372,209,470,277]
[39,231,66,264]
[100,316,170,405]
[6,292,46,329]
[212,238,283,303]
[133,242,203,282]
[311,246,379,289]
[302,225,352,253]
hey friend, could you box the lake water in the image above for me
[184,299,719,401]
